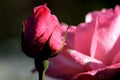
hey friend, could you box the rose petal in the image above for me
[67,49,105,70]
[24,4,60,50]
[49,24,63,52]
[47,46,84,79]
[90,7,120,65]
[115,5,120,15]
[66,26,76,49]
[71,63,120,80]
[112,51,120,64]
[106,36,120,64]
[47,48,105,79]
[74,22,96,56]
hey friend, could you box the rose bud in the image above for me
[21,4,65,59]
[21,4,68,80]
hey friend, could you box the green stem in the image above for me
[35,59,49,80]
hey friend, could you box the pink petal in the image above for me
[90,7,120,65]
[74,22,96,56]
[115,5,120,15]
[66,26,76,49]
[49,24,63,52]
[106,36,120,64]
[47,48,105,79]
[112,51,120,64]
[24,4,60,50]
[71,63,120,80]
[67,49,105,70]
[47,46,84,79]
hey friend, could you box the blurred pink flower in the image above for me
[21,4,63,58]
[47,5,120,80]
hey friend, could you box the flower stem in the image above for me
[35,58,49,80]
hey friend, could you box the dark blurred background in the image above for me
[0,0,120,80]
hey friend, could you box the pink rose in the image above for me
[21,4,64,58]
[47,5,120,80]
